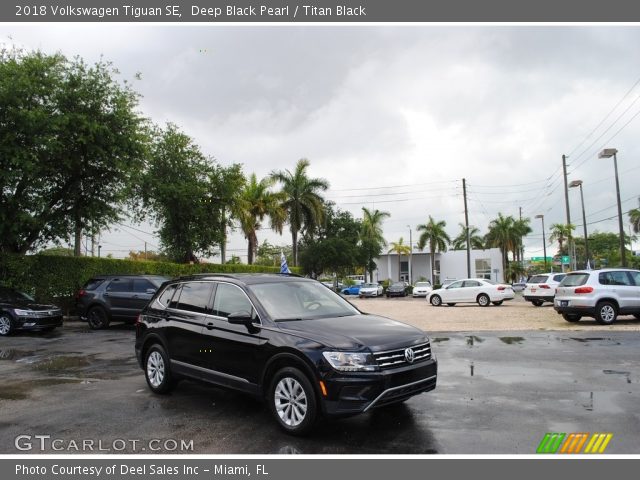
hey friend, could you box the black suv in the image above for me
[76,275,169,329]
[135,274,437,435]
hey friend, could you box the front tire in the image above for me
[87,306,110,330]
[145,345,175,394]
[477,294,490,307]
[562,313,582,323]
[595,301,618,325]
[430,295,442,306]
[269,367,317,436]
[0,314,14,336]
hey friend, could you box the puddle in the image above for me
[32,355,91,372]
[603,370,631,384]
[578,391,627,414]
[432,337,449,343]
[0,378,79,400]
[568,337,621,345]
[470,362,474,377]
[465,336,484,346]
[499,337,525,345]
[0,349,37,361]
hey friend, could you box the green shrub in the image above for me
[0,253,300,314]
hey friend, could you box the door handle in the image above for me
[206,322,215,330]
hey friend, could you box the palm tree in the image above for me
[360,207,390,282]
[485,213,515,275]
[388,237,412,281]
[270,159,329,266]
[452,223,485,250]
[512,217,532,264]
[235,174,284,264]
[549,223,575,256]
[416,216,451,284]
[629,208,640,234]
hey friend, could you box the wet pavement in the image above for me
[1,323,639,454]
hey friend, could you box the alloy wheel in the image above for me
[274,377,308,427]
[146,351,165,388]
[0,316,11,336]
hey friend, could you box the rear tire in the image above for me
[430,295,442,306]
[447,303,456,307]
[269,367,317,436]
[562,313,582,323]
[0,314,14,336]
[595,301,618,325]
[144,344,175,394]
[87,306,110,330]
[477,294,490,307]
[531,299,544,307]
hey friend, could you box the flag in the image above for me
[280,251,291,274]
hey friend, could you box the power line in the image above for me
[328,179,457,192]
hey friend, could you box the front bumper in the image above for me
[320,358,437,417]
[524,295,554,302]
[14,315,63,331]
[359,291,379,297]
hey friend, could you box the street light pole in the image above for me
[407,225,413,285]
[569,180,590,268]
[535,214,547,271]
[598,148,627,267]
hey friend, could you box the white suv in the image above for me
[523,272,566,306]
[554,269,640,324]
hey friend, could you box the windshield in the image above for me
[248,281,360,321]
[415,282,431,287]
[560,273,589,287]
[528,275,549,284]
[390,282,404,288]
[0,287,34,303]
[362,283,378,288]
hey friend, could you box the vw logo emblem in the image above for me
[404,347,415,363]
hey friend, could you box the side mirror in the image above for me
[146,288,156,294]
[227,310,254,326]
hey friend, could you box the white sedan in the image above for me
[427,278,515,307]
[412,281,433,297]
[358,283,384,298]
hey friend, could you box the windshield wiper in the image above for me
[274,317,305,322]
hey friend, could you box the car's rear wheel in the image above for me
[0,314,14,336]
[595,301,618,325]
[477,294,490,307]
[87,306,109,330]
[430,295,442,306]
[531,299,544,307]
[269,367,317,436]
[492,301,503,306]
[145,345,175,394]
[447,303,456,307]
[562,313,582,323]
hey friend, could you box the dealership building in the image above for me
[374,248,504,285]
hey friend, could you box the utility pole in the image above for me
[519,206,524,268]
[144,242,147,260]
[562,154,573,271]
[463,178,471,278]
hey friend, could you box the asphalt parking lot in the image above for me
[1,306,639,454]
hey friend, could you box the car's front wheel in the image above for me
[145,345,175,394]
[430,295,442,306]
[595,301,618,325]
[269,367,317,436]
[0,314,14,336]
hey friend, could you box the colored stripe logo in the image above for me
[537,433,613,454]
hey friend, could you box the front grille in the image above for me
[373,342,431,369]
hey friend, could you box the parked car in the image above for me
[511,282,526,292]
[135,274,437,435]
[427,278,515,307]
[412,281,433,297]
[321,281,344,292]
[523,272,566,306]
[554,268,640,324]
[0,286,63,336]
[386,282,408,297]
[358,283,384,298]
[340,284,361,295]
[76,275,170,329]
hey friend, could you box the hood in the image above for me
[0,300,59,311]
[275,314,427,351]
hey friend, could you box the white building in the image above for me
[374,248,504,285]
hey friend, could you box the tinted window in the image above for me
[106,278,133,292]
[83,278,105,291]
[415,282,431,287]
[133,278,156,293]
[599,271,632,286]
[553,274,566,282]
[463,280,481,287]
[528,275,549,284]
[158,284,177,307]
[447,281,464,289]
[168,285,182,309]
[560,273,589,287]
[177,282,214,314]
[213,283,253,319]
[629,271,640,286]
[0,287,33,302]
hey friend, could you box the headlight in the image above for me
[14,309,38,317]
[322,351,378,372]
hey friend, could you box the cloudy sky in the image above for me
[3,25,640,261]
